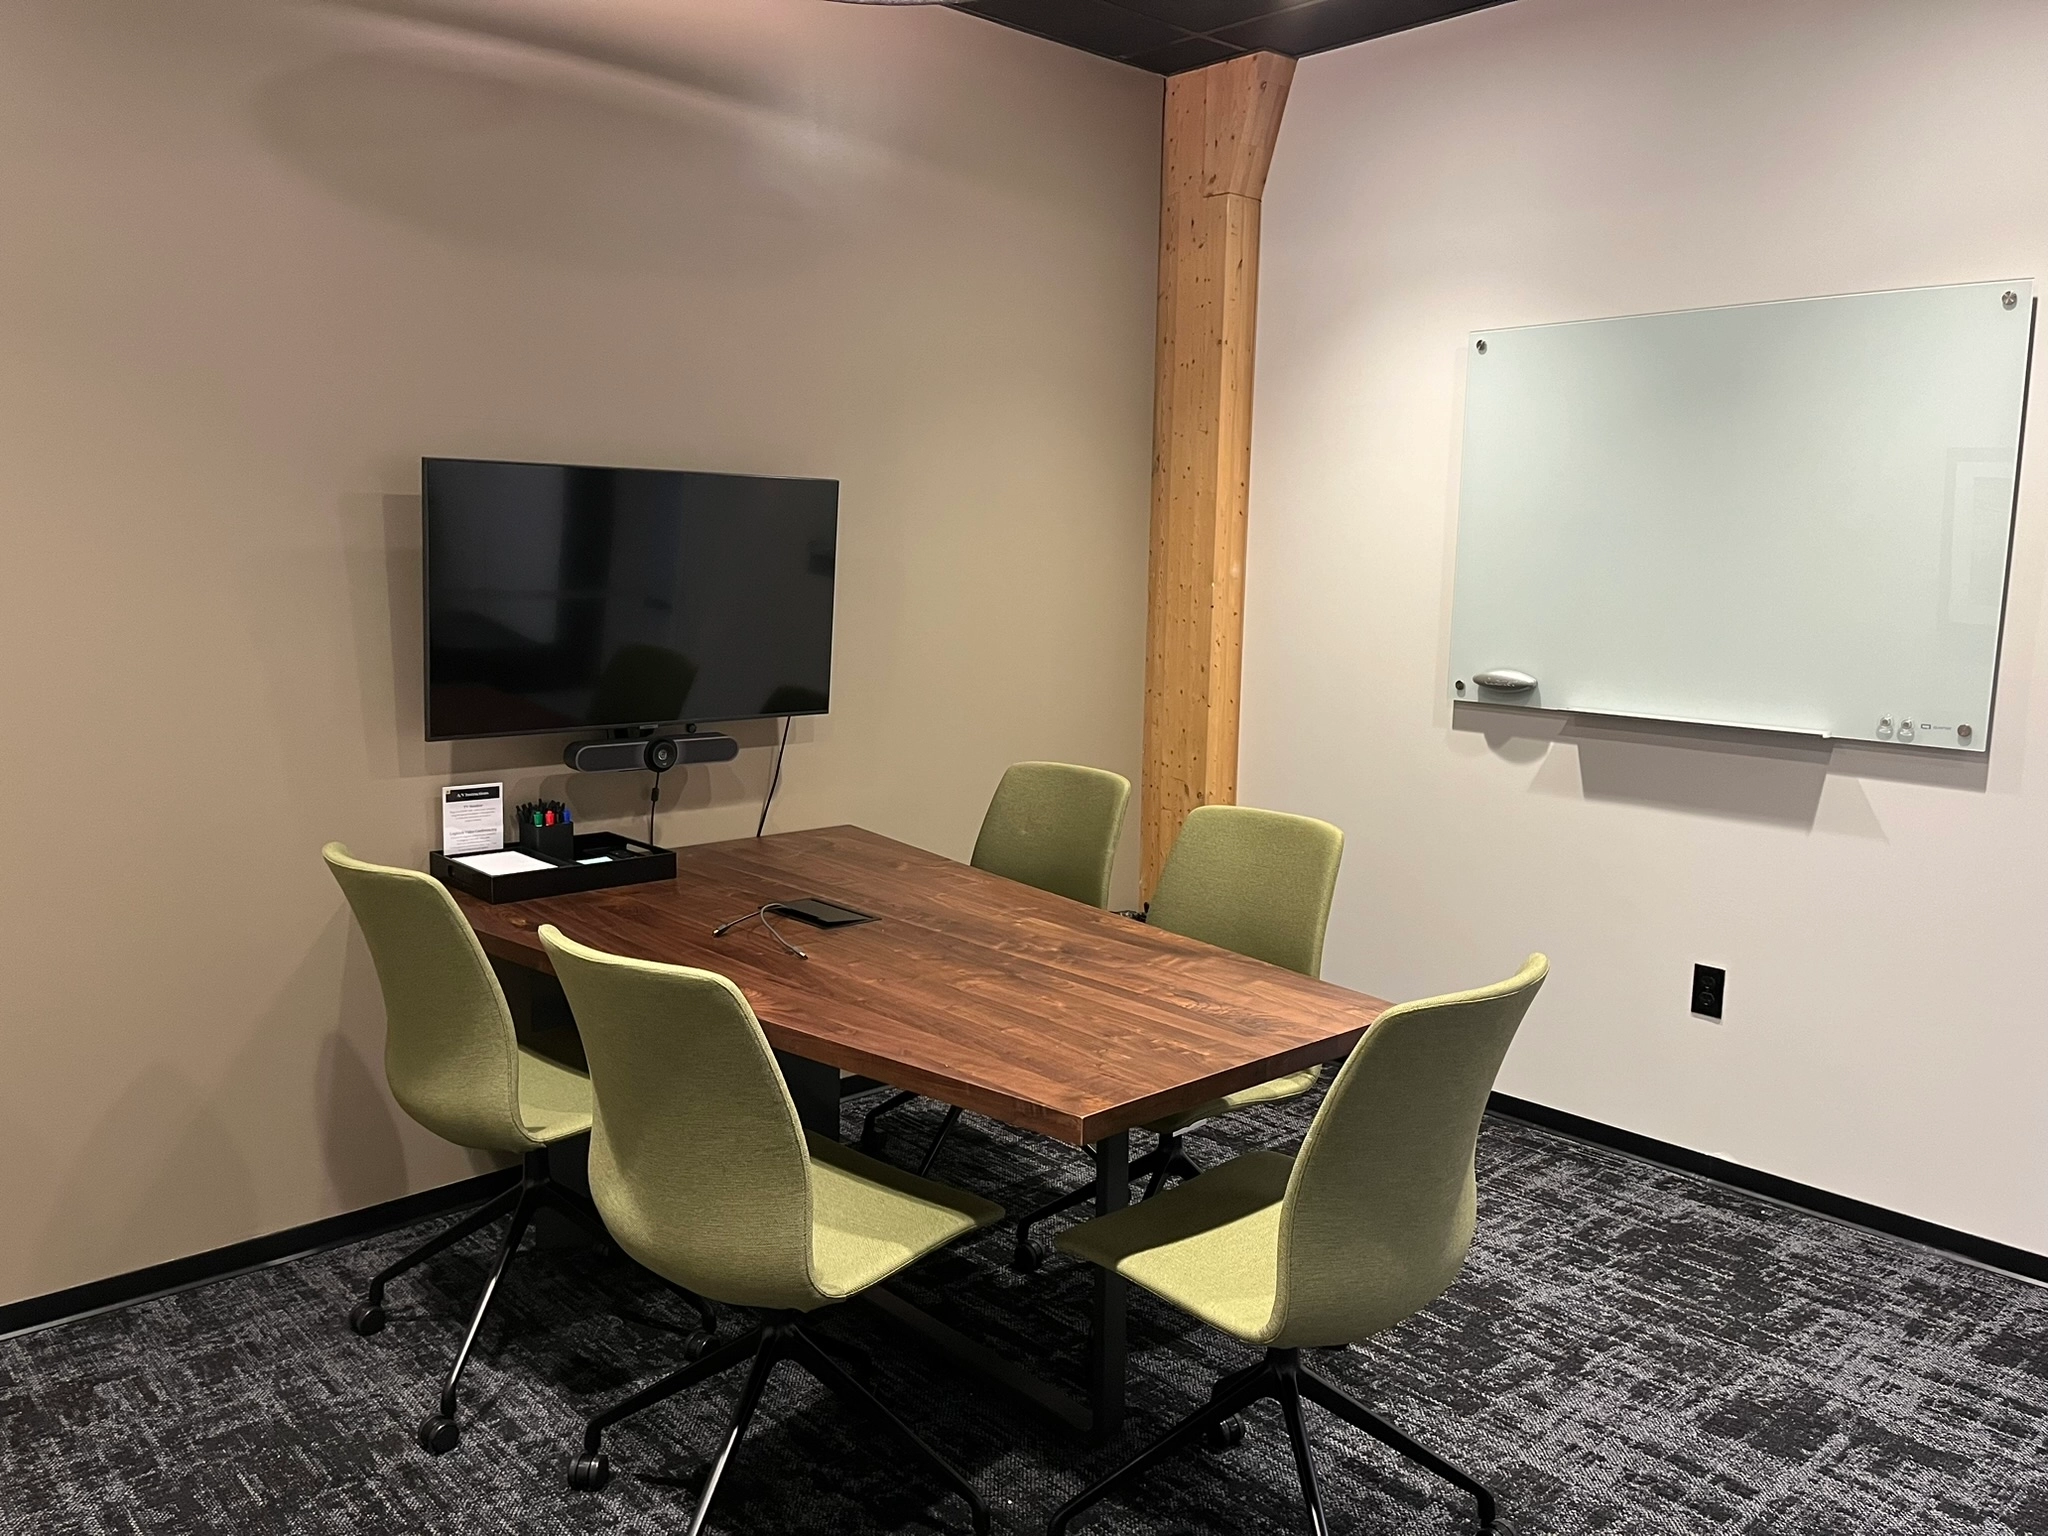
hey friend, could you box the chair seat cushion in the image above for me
[1056,1150,1292,1344]
[806,1135,1005,1299]
[1144,1066,1323,1135]
[517,1046,594,1144]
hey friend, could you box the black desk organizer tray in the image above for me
[429,832,677,904]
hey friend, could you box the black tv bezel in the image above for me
[421,455,838,743]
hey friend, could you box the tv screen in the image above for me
[423,458,837,741]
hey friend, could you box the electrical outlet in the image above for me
[1691,964,1725,1019]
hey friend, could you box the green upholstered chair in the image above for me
[1011,803,1343,1270]
[1047,955,1549,1535]
[323,843,681,1456]
[538,924,1005,1536]
[861,761,1132,1173]
[970,760,1132,907]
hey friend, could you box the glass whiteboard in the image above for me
[1449,280,2034,752]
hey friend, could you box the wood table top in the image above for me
[458,825,1388,1145]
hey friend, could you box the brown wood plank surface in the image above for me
[458,825,1384,1145]
[1143,53,1295,897]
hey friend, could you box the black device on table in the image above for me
[772,898,875,928]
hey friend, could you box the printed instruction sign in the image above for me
[441,783,505,857]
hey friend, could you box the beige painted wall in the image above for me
[1244,0,2048,1253]
[0,0,1159,1306]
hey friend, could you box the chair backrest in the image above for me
[538,925,825,1312]
[971,761,1132,909]
[321,843,532,1153]
[1269,954,1549,1347]
[1147,805,1344,976]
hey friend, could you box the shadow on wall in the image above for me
[36,901,496,1296]
[329,0,792,117]
[314,0,1144,220]
[38,1073,259,1296]
[248,46,841,278]
[1453,703,1987,833]
[326,912,413,1209]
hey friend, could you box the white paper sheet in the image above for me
[451,850,555,876]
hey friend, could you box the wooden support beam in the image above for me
[1142,52,1295,897]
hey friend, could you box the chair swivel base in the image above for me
[569,1311,990,1536]
[347,1147,714,1456]
[1047,1347,1497,1535]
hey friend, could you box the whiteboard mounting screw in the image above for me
[1476,338,1488,353]
[2003,291,2018,309]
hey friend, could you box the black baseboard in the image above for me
[0,1168,520,1341]
[1490,1092,2048,1286]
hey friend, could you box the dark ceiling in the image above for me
[944,0,1513,75]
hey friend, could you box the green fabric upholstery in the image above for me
[1147,804,1343,975]
[1059,954,1548,1349]
[971,762,1131,909]
[322,843,591,1155]
[538,925,1003,1313]
[1140,804,1345,1134]
[1066,1150,1295,1339]
[1145,1067,1325,1137]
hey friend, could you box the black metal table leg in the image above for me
[856,1126,1137,1441]
[774,1050,842,1141]
[1087,1130,1129,1443]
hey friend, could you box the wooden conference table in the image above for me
[457,824,1389,1438]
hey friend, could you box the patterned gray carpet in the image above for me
[3,1090,2046,1535]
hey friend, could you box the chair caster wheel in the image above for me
[1200,1415,1245,1452]
[1009,1241,1042,1275]
[566,1452,611,1492]
[683,1330,712,1363]
[417,1413,460,1455]
[348,1301,386,1337]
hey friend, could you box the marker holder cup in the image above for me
[519,821,576,864]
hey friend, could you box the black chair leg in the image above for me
[567,1325,768,1490]
[1275,1362,1332,1536]
[354,1149,645,1457]
[1298,1366,1497,1531]
[787,1326,991,1536]
[917,1105,963,1177]
[1048,1355,1279,1534]
[686,1331,785,1536]
[1142,1131,1190,1198]
[567,1314,996,1536]
[350,1183,522,1335]
[1011,1180,1098,1268]
[807,1330,877,1389]
[418,1188,536,1454]
[859,1090,919,1150]
[664,1279,720,1338]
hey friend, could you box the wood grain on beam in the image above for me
[1143,52,1294,897]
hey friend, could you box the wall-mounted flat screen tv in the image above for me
[423,458,837,741]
